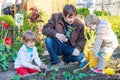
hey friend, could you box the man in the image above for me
[42,4,87,68]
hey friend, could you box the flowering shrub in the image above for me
[0,20,12,71]
[0,20,12,45]
[28,7,43,32]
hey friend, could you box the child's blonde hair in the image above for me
[85,14,100,26]
[23,30,36,43]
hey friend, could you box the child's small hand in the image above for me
[40,64,47,70]
[33,66,41,71]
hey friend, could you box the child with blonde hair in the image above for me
[14,30,47,75]
[85,14,118,73]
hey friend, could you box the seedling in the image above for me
[73,69,80,75]
[12,74,21,80]
[38,72,46,77]
[89,73,96,77]
[63,71,71,79]
[61,65,67,70]
[48,72,59,80]
[79,72,88,78]
[50,66,59,71]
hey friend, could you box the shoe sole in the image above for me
[91,68,104,74]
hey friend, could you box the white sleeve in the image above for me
[34,51,42,67]
[19,51,35,69]
[94,34,103,55]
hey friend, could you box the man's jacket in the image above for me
[42,13,86,52]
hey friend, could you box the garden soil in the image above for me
[0,47,120,80]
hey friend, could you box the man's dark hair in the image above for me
[63,4,77,18]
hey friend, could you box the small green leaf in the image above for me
[61,65,66,69]
[63,71,71,78]
[1,64,7,71]
[90,73,96,77]
[12,75,21,80]
[6,45,11,53]
[79,73,88,78]
[38,72,46,77]
[73,69,79,75]
[0,43,5,51]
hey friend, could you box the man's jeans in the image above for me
[45,37,85,65]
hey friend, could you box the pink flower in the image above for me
[1,20,9,28]
[1,20,5,24]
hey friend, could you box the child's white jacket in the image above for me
[94,19,118,54]
[14,44,42,69]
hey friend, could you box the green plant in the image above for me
[79,72,88,78]
[41,58,46,64]
[38,72,46,77]
[22,18,31,33]
[0,15,15,27]
[50,66,59,71]
[0,52,8,71]
[12,36,22,49]
[0,15,20,72]
[20,10,31,33]
[73,69,80,75]
[28,7,43,32]
[48,71,59,80]
[63,71,71,79]
[0,15,19,43]
[48,77,55,80]
[12,75,21,80]
[74,76,79,80]
[35,41,44,55]
[66,26,74,38]
[77,8,90,17]
[9,49,18,62]
[61,65,67,70]
[0,21,13,71]
[50,72,59,79]
[90,73,96,77]
[30,78,36,80]
[94,10,109,16]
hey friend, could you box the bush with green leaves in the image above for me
[77,8,90,17]
[0,52,8,71]
[94,10,109,16]
[0,15,15,27]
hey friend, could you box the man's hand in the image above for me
[72,48,80,56]
[33,66,41,71]
[55,33,67,42]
